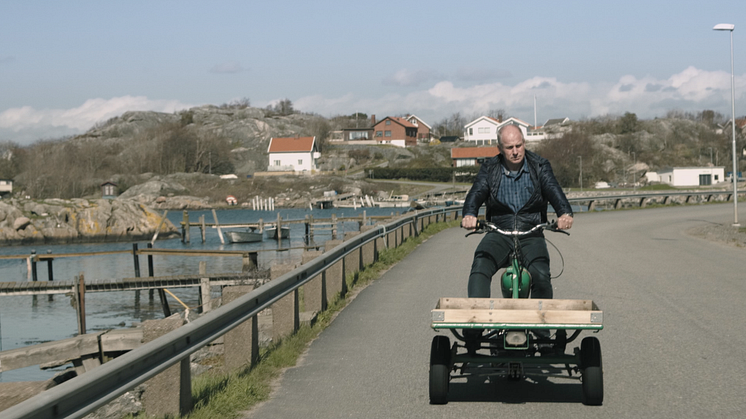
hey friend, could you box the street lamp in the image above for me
[578,156,583,191]
[714,23,740,226]
[631,151,636,190]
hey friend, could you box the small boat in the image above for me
[224,227,263,243]
[374,193,411,208]
[265,225,290,239]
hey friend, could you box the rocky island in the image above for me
[0,197,179,246]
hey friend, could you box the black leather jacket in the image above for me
[462,150,573,233]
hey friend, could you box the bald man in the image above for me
[461,124,574,343]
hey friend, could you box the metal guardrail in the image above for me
[566,189,743,211]
[1,207,459,419]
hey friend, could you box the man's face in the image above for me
[499,127,525,169]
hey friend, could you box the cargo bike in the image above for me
[429,220,604,405]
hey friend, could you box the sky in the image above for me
[2,0,746,144]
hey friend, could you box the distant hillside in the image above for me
[0,105,737,201]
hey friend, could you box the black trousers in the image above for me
[467,232,552,299]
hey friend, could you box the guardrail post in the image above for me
[302,250,324,314]
[141,314,192,417]
[324,240,344,300]
[271,264,299,341]
[223,285,258,370]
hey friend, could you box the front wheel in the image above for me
[580,336,604,405]
[429,335,451,404]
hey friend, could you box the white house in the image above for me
[267,136,320,172]
[655,167,726,187]
[464,116,500,145]
[464,116,532,145]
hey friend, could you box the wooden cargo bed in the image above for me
[431,298,603,330]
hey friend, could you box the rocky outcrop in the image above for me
[0,198,179,245]
[117,178,211,210]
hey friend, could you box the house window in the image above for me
[469,128,473,135]
[274,160,281,166]
[715,174,719,181]
[349,131,369,140]
[385,131,391,137]
[385,120,391,125]
[376,131,383,137]
[478,127,490,134]
[298,159,303,165]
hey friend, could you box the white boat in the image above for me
[224,228,263,243]
[265,226,290,239]
[374,193,411,208]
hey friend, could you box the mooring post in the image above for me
[47,250,54,301]
[304,215,310,245]
[147,243,155,300]
[212,209,224,244]
[30,250,38,305]
[133,243,141,277]
[31,250,38,282]
[198,261,210,314]
[332,214,338,239]
[75,273,86,335]
[276,213,282,244]
[133,243,141,303]
[200,215,206,243]
[183,210,190,243]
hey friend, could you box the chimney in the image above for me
[371,114,376,126]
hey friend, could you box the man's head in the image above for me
[497,124,525,171]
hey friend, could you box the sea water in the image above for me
[0,206,406,382]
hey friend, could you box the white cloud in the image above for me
[298,67,746,125]
[382,69,437,87]
[2,66,744,145]
[0,96,192,144]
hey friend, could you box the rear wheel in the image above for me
[429,335,451,404]
[580,336,604,405]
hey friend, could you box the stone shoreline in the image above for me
[0,198,179,246]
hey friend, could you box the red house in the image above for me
[373,116,418,147]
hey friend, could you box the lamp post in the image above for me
[631,151,636,190]
[714,23,740,226]
[578,156,583,191]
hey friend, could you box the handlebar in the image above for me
[465,219,570,237]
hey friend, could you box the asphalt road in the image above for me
[245,204,746,419]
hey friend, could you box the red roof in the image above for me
[451,147,500,159]
[374,116,416,129]
[268,137,316,153]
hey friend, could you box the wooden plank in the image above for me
[0,333,103,372]
[432,308,602,325]
[435,297,596,311]
[100,328,143,353]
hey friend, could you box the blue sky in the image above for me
[2,0,746,144]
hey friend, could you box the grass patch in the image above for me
[130,218,461,419]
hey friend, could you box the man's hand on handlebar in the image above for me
[461,214,478,230]
[557,214,574,230]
